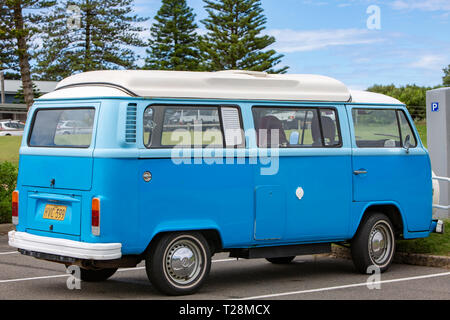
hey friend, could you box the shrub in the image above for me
[0,162,18,224]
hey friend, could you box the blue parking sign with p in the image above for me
[431,102,439,112]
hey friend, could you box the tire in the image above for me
[146,232,211,296]
[266,256,295,264]
[351,213,396,274]
[79,268,118,282]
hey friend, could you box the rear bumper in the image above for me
[8,231,122,260]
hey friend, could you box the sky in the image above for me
[134,0,449,90]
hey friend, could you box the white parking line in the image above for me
[236,271,450,300]
[0,251,18,255]
[0,258,237,283]
[212,258,237,263]
[0,274,69,284]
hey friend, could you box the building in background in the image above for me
[0,80,57,121]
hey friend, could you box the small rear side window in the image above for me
[29,108,95,148]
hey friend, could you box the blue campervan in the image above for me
[8,70,444,295]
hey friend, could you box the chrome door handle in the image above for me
[353,170,368,175]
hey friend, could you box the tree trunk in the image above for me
[11,0,34,110]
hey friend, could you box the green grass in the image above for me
[354,124,401,141]
[0,136,22,166]
[161,130,223,146]
[145,130,224,146]
[54,134,92,147]
[397,220,450,256]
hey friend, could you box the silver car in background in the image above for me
[0,120,25,136]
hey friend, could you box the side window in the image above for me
[397,110,417,148]
[352,109,401,148]
[252,107,342,148]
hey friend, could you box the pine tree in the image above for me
[1,1,55,108]
[34,0,148,81]
[0,5,18,77]
[14,82,42,104]
[201,0,288,73]
[145,0,202,71]
[144,0,202,71]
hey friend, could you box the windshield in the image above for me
[29,108,95,148]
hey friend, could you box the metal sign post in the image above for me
[0,71,5,104]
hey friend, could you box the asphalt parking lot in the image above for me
[1,234,449,300]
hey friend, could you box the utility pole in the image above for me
[0,70,5,104]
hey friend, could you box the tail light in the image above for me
[91,197,100,236]
[12,190,19,225]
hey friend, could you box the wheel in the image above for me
[79,268,117,282]
[351,213,396,274]
[146,232,211,296]
[266,256,295,264]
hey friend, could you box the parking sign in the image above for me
[432,102,439,112]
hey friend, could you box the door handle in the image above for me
[353,169,368,175]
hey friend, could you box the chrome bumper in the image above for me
[8,231,122,260]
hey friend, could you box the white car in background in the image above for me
[56,120,92,135]
[0,120,25,136]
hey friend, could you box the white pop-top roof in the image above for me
[39,70,403,105]
[349,90,403,105]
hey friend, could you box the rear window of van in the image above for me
[29,108,95,148]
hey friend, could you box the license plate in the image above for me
[43,204,67,221]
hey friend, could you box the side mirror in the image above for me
[403,135,411,153]
[289,131,299,145]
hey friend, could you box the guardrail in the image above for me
[432,176,450,210]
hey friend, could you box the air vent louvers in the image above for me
[125,103,137,143]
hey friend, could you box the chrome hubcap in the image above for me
[369,221,393,266]
[171,247,196,278]
[371,231,385,256]
[165,239,203,286]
